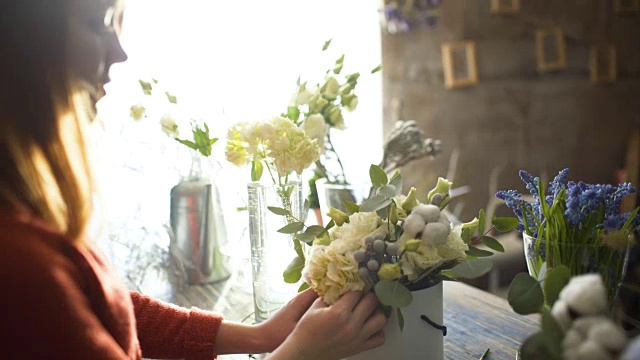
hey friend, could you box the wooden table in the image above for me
[147,259,539,360]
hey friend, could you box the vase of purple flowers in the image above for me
[497,169,638,308]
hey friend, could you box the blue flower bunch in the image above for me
[381,0,442,35]
[496,168,639,237]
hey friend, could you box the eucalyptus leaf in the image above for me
[305,225,326,236]
[377,184,397,198]
[344,201,360,214]
[520,332,556,360]
[492,217,520,232]
[268,206,290,216]
[283,256,305,283]
[360,195,391,213]
[389,170,403,196]
[541,308,564,357]
[374,280,413,308]
[543,265,570,308]
[277,222,305,234]
[480,236,505,253]
[449,258,493,278]
[478,209,486,236]
[397,308,405,332]
[295,232,316,243]
[369,165,388,187]
[508,273,544,315]
[376,206,389,219]
[466,245,494,257]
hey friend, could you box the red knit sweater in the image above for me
[0,209,223,359]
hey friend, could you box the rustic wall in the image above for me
[382,0,640,222]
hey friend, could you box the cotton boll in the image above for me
[421,222,450,246]
[403,213,426,237]
[558,274,608,316]
[412,204,440,223]
[551,299,573,332]
[588,321,627,352]
[437,212,451,228]
[572,340,614,360]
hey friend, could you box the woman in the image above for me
[0,0,387,359]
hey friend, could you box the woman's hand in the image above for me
[255,288,319,353]
[269,290,387,360]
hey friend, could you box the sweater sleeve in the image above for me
[131,291,223,360]
[0,239,133,359]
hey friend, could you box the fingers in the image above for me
[286,288,320,319]
[361,329,386,351]
[361,309,387,340]
[352,292,379,323]
[332,291,364,312]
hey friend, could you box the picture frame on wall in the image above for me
[535,28,567,73]
[614,0,639,14]
[490,0,520,14]
[590,45,617,84]
[441,41,478,89]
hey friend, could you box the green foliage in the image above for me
[480,236,504,253]
[492,217,520,232]
[448,258,493,278]
[283,256,305,283]
[369,164,388,187]
[508,273,544,315]
[374,280,413,308]
[543,265,571,308]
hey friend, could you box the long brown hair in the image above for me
[0,1,95,241]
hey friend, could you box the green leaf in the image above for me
[268,206,290,216]
[377,184,397,198]
[277,222,305,234]
[508,273,544,315]
[251,161,263,182]
[295,232,316,243]
[461,227,471,244]
[286,106,300,121]
[369,165,388,187]
[541,308,564,357]
[322,39,332,51]
[301,199,310,222]
[175,139,197,151]
[480,236,504,253]
[449,258,493,278]
[543,265,570,308]
[138,79,153,93]
[519,332,555,360]
[359,195,391,213]
[492,217,520,232]
[305,225,325,236]
[466,245,494,257]
[397,308,405,332]
[344,201,360,214]
[298,282,310,292]
[389,170,403,196]
[283,256,305,283]
[478,209,486,236]
[374,280,413,308]
[371,64,383,74]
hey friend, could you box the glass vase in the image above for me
[247,179,304,323]
[169,151,230,284]
[523,233,631,307]
[345,282,444,360]
[315,178,372,226]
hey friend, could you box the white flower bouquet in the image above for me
[299,165,515,315]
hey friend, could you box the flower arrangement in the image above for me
[509,271,639,360]
[497,169,639,307]
[282,39,381,213]
[130,79,219,179]
[380,0,442,35]
[296,164,516,320]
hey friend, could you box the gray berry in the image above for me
[364,236,375,245]
[386,243,398,256]
[431,193,443,206]
[353,250,367,263]
[373,239,385,253]
[367,259,380,272]
[358,267,370,280]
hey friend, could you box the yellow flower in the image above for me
[328,207,350,226]
[304,247,365,305]
[378,263,402,281]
